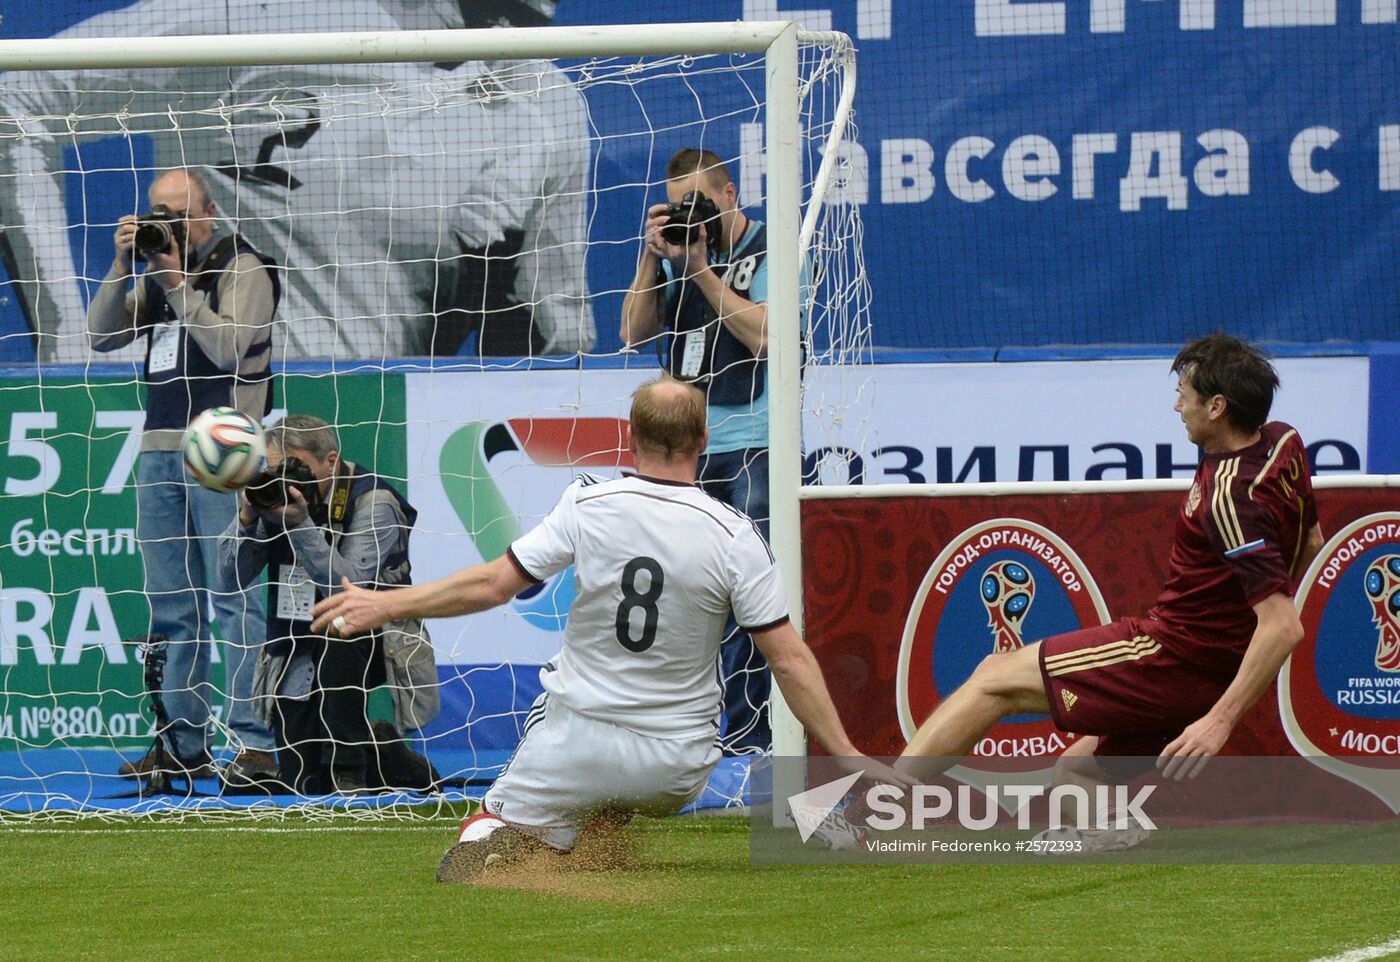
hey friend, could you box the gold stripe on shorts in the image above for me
[1045,635,1162,677]
[1043,634,1153,669]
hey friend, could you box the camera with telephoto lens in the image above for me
[132,204,187,260]
[660,190,722,249]
[244,456,320,512]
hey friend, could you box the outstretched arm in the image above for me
[755,621,914,788]
[753,621,859,756]
[311,555,530,637]
[1158,590,1305,779]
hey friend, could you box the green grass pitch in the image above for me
[2,813,1397,962]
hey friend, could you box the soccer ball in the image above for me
[181,407,266,492]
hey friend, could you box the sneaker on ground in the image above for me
[436,813,541,883]
[1031,808,1151,854]
[789,797,867,851]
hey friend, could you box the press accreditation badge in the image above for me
[679,330,706,378]
[148,321,180,373]
[276,564,316,622]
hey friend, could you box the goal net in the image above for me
[0,21,871,818]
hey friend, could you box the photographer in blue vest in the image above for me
[218,415,438,794]
[619,148,777,754]
[89,167,279,786]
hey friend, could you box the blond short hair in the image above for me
[629,377,706,460]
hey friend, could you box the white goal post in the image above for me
[0,20,863,810]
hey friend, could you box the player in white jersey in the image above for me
[0,0,594,361]
[313,377,905,880]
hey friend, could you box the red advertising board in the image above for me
[802,481,1400,810]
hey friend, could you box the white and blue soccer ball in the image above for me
[181,407,266,492]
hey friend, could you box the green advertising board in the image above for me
[0,372,407,751]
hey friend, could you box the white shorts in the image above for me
[483,694,721,851]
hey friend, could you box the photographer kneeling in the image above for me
[217,415,438,794]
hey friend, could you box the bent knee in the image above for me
[967,646,1046,709]
[967,649,1027,685]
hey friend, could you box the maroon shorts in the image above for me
[1038,617,1233,757]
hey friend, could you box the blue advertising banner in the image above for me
[558,0,1400,352]
[0,0,1396,358]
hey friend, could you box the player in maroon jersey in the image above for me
[898,334,1325,790]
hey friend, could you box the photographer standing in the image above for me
[218,415,438,794]
[619,148,775,755]
[89,167,280,786]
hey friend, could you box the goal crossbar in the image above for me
[0,23,800,71]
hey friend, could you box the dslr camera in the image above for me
[132,204,187,260]
[660,191,722,249]
[245,456,321,512]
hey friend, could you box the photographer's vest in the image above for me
[264,465,417,658]
[138,234,279,432]
[659,221,767,408]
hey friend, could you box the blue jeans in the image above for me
[698,447,772,755]
[136,451,273,759]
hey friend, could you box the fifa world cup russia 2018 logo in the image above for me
[980,560,1035,653]
[1271,513,1400,808]
[899,517,1109,754]
[1364,555,1400,672]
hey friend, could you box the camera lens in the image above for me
[244,470,284,511]
[245,457,320,513]
[661,222,694,247]
[133,221,173,257]
[659,191,720,250]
